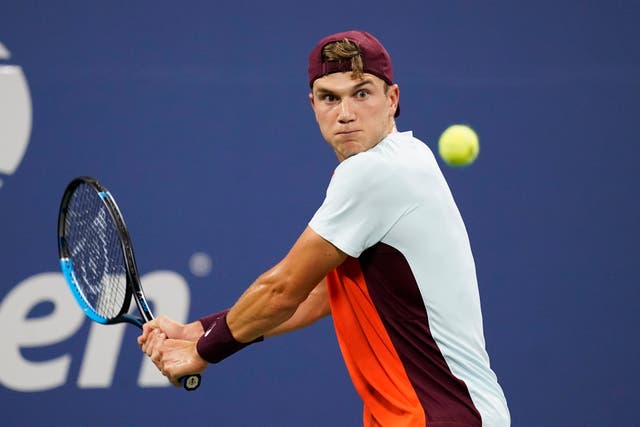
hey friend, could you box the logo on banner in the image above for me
[0,42,32,190]
[0,252,213,392]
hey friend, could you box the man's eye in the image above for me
[323,94,337,102]
[356,89,369,98]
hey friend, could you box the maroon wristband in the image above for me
[196,310,263,364]
[199,309,229,332]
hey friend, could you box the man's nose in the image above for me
[338,99,355,123]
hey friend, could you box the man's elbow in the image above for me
[261,271,309,317]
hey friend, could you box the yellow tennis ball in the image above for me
[438,124,480,166]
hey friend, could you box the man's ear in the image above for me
[309,92,320,123]
[389,84,400,116]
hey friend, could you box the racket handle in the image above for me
[180,374,201,391]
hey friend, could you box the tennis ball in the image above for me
[438,124,480,166]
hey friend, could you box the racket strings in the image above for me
[64,183,129,319]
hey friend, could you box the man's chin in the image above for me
[337,140,361,154]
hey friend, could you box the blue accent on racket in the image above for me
[60,258,109,324]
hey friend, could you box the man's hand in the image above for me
[151,337,207,387]
[138,315,204,344]
[137,316,208,386]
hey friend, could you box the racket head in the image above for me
[57,176,149,326]
[58,176,201,391]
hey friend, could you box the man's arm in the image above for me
[139,226,345,384]
[226,226,345,342]
[264,278,331,337]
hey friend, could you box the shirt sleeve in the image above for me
[308,153,412,258]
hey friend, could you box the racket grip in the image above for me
[180,374,201,391]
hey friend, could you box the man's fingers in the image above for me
[142,329,166,358]
[139,334,206,388]
[138,318,162,345]
[155,339,207,386]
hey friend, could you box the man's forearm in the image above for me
[264,279,330,337]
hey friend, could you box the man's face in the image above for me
[310,72,399,161]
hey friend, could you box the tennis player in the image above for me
[139,30,510,426]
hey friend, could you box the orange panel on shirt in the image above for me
[327,257,426,427]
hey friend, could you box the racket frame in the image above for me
[58,176,201,391]
[58,176,150,326]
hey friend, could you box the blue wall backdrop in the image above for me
[1,1,638,426]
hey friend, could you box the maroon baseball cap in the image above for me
[308,30,399,117]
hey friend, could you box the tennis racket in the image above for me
[57,176,201,391]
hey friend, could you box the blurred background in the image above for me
[1,1,638,425]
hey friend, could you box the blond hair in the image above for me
[321,38,365,80]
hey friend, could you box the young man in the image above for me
[139,30,510,426]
